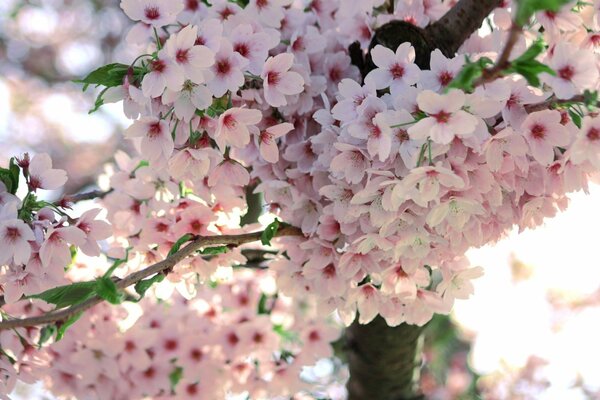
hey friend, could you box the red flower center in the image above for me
[390,63,405,79]
[432,110,451,124]
[558,66,575,81]
[176,49,189,64]
[530,124,546,139]
[144,7,160,20]
[267,71,280,86]
[587,127,600,141]
[439,71,453,86]
[216,59,231,76]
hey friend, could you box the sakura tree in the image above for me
[1,0,599,398]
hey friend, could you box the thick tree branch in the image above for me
[0,225,302,331]
[426,0,503,56]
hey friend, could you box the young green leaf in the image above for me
[168,233,195,257]
[199,246,229,255]
[74,63,130,91]
[95,277,124,305]
[0,158,21,195]
[55,312,83,341]
[261,218,280,246]
[447,56,493,92]
[38,325,56,347]
[257,293,269,315]
[134,273,166,300]
[515,0,571,27]
[29,281,97,309]
[169,366,184,392]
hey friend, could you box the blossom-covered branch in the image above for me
[0,225,302,331]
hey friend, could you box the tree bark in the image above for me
[345,1,502,398]
[346,317,425,400]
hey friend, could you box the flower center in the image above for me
[530,124,546,139]
[267,71,280,86]
[144,7,161,20]
[587,127,600,141]
[176,49,189,64]
[390,63,405,79]
[432,110,451,123]
[558,66,575,81]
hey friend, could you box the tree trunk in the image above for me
[346,317,425,400]
[344,1,502,398]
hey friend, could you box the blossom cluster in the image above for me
[0,271,340,399]
[2,0,600,398]
[0,153,111,304]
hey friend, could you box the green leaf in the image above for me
[55,312,83,341]
[134,273,165,300]
[583,90,598,108]
[513,39,545,63]
[132,160,150,174]
[169,366,183,392]
[260,218,280,246]
[29,281,97,309]
[95,277,124,305]
[273,324,297,342]
[74,63,130,91]
[507,59,555,87]
[515,0,571,26]
[0,158,21,195]
[447,56,493,92]
[568,108,583,128]
[257,293,269,315]
[103,249,130,278]
[168,233,195,257]
[38,325,56,347]
[199,246,229,255]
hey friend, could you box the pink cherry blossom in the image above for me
[39,226,86,269]
[124,117,174,162]
[542,42,598,99]
[164,25,215,84]
[256,122,294,163]
[261,54,304,107]
[365,43,421,91]
[0,203,34,266]
[120,0,184,27]
[408,89,478,144]
[214,108,263,150]
[75,209,112,257]
[141,52,185,98]
[520,110,569,166]
[570,116,600,168]
[28,153,67,191]
[419,49,464,91]
[207,39,248,98]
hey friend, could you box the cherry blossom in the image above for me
[256,122,294,163]
[28,153,68,191]
[408,89,478,144]
[520,110,569,166]
[124,117,174,162]
[214,108,263,150]
[366,43,421,91]
[121,0,184,27]
[261,54,304,107]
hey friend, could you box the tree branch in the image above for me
[426,0,503,56]
[0,225,303,331]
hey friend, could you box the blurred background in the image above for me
[2,1,600,399]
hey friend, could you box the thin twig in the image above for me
[473,23,522,87]
[0,225,303,331]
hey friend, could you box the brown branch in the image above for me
[59,188,113,205]
[473,23,522,87]
[426,0,503,57]
[523,94,599,113]
[0,225,303,331]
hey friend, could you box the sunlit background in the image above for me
[2,1,600,399]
